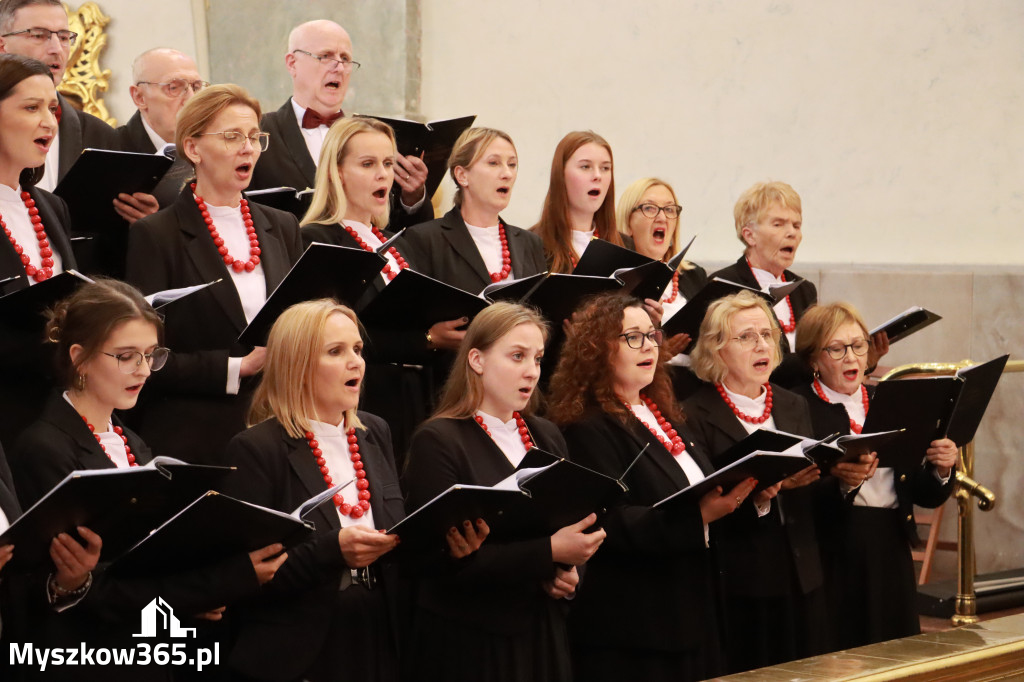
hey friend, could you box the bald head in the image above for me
[285,20,353,115]
[130,48,201,144]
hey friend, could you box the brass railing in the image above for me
[879,358,1024,626]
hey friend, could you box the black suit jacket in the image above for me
[124,188,303,463]
[252,99,433,230]
[114,111,194,209]
[561,410,720,657]
[683,381,825,597]
[403,416,565,636]
[54,94,121,183]
[221,414,404,681]
[399,206,547,296]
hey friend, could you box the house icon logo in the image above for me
[133,597,196,639]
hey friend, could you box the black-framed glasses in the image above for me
[1,27,77,46]
[730,329,780,350]
[291,49,361,72]
[136,79,209,98]
[102,348,170,374]
[822,339,869,360]
[633,203,682,220]
[619,329,664,349]
[195,131,270,152]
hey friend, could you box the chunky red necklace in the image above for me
[2,191,55,282]
[489,223,512,282]
[746,259,795,333]
[663,271,680,304]
[716,382,773,424]
[305,427,372,519]
[813,379,869,434]
[474,411,534,451]
[81,416,137,467]
[192,183,262,273]
[631,394,685,455]
[342,222,408,281]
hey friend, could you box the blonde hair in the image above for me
[176,83,262,159]
[690,290,782,384]
[794,302,871,371]
[732,180,802,246]
[301,117,397,229]
[432,303,548,420]
[248,299,365,438]
[615,176,695,271]
[448,127,515,208]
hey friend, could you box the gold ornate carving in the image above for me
[57,2,114,125]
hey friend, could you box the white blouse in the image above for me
[464,221,505,278]
[750,264,795,349]
[308,419,376,530]
[475,410,529,467]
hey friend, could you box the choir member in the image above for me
[683,290,829,672]
[0,0,119,189]
[0,53,78,451]
[617,177,708,398]
[125,84,304,464]
[251,19,432,229]
[115,48,207,210]
[403,301,605,682]
[9,279,284,680]
[221,299,403,682]
[531,130,624,272]
[300,116,430,459]
[548,291,752,682]
[400,127,546,349]
[793,302,957,647]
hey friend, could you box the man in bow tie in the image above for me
[251,19,433,228]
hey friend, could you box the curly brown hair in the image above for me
[547,291,680,426]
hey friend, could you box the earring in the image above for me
[812,368,820,379]
[75,373,86,390]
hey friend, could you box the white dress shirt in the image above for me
[750,264,796,349]
[464,221,504,277]
[309,419,376,529]
[571,229,594,261]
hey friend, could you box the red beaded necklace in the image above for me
[2,190,55,282]
[342,222,408,281]
[81,416,137,467]
[813,379,869,434]
[716,382,774,424]
[489,223,512,282]
[630,393,685,455]
[305,427,372,519]
[474,411,535,452]
[663,271,680,304]
[746,259,795,333]
[192,183,262,273]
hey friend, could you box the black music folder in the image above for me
[571,238,653,278]
[0,458,232,570]
[869,306,942,344]
[863,377,962,468]
[390,450,626,553]
[109,481,350,575]
[613,236,696,303]
[54,149,173,231]
[0,269,92,336]
[365,114,476,199]
[945,355,1009,446]
[357,269,490,334]
[661,277,802,346]
[802,429,906,470]
[245,186,315,218]
[238,242,392,345]
[485,272,622,325]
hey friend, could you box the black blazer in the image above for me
[114,111,194,209]
[403,416,565,635]
[398,207,547,296]
[560,409,720,655]
[54,94,121,183]
[252,99,433,229]
[792,382,954,543]
[124,188,303,463]
[221,413,405,681]
[683,381,824,596]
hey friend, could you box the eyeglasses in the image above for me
[730,329,780,350]
[619,329,664,349]
[633,203,682,220]
[136,79,209,98]
[1,27,77,46]
[291,49,361,72]
[195,131,270,152]
[822,339,869,360]
[102,348,170,374]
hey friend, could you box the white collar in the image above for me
[722,382,767,413]
[140,113,170,153]
[817,379,862,407]
[475,409,518,433]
